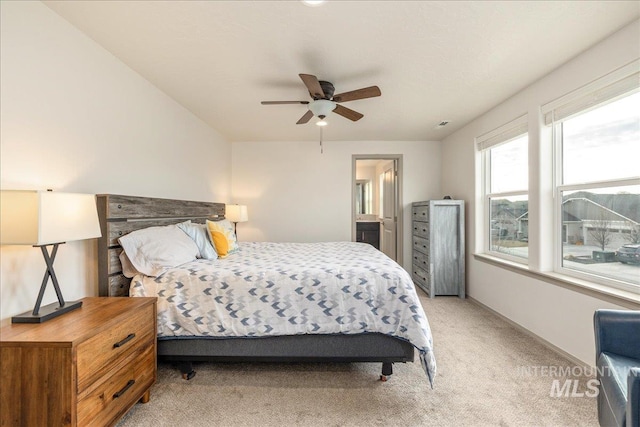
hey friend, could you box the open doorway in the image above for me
[352,155,403,263]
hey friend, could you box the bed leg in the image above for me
[380,362,393,382]
[177,362,196,380]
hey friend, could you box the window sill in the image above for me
[473,253,640,308]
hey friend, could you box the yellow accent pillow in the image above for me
[209,230,229,258]
[206,219,238,257]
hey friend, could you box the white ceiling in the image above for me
[44,1,639,143]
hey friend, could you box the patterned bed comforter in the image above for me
[130,241,436,384]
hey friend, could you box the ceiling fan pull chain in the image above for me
[319,127,324,154]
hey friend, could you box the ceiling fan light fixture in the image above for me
[316,119,328,127]
[309,99,336,118]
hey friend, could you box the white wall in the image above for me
[441,20,640,364]
[0,2,231,324]
[231,140,441,272]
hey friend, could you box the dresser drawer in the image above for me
[412,265,429,287]
[77,303,155,393]
[412,235,429,255]
[412,221,429,238]
[412,250,429,269]
[77,345,155,427]
[412,205,429,222]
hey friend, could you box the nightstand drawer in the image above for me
[77,303,155,392]
[77,344,155,427]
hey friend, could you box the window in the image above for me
[475,61,640,297]
[478,118,529,262]
[552,91,640,291]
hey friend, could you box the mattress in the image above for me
[130,241,436,383]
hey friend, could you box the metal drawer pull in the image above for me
[113,333,136,348]
[113,380,135,399]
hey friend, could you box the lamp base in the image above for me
[11,300,83,324]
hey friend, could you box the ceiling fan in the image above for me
[261,74,381,125]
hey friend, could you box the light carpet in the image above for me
[118,293,597,427]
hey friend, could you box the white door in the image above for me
[381,161,397,260]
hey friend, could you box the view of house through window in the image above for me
[487,134,529,259]
[557,91,640,288]
[490,194,529,257]
[561,186,640,285]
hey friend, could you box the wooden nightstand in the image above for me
[0,297,157,426]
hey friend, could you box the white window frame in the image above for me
[477,115,529,264]
[543,60,640,294]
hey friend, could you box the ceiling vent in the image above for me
[434,120,450,129]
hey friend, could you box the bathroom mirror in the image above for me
[355,179,372,214]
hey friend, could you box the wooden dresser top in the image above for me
[0,297,156,346]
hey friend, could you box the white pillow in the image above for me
[118,224,200,277]
[119,250,141,278]
[176,221,218,260]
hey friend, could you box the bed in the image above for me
[97,194,436,384]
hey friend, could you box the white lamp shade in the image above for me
[0,191,102,245]
[225,204,248,223]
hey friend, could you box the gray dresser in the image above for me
[411,200,465,298]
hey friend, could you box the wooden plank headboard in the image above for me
[97,194,225,297]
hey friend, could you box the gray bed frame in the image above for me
[97,194,414,380]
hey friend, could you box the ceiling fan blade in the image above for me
[261,101,309,105]
[333,104,364,122]
[332,86,381,103]
[296,110,314,125]
[299,74,325,99]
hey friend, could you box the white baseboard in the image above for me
[467,296,593,369]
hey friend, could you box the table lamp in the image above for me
[0,190,102,323]
[225,204,248,236]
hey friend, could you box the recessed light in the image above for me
[302,0,326,7]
